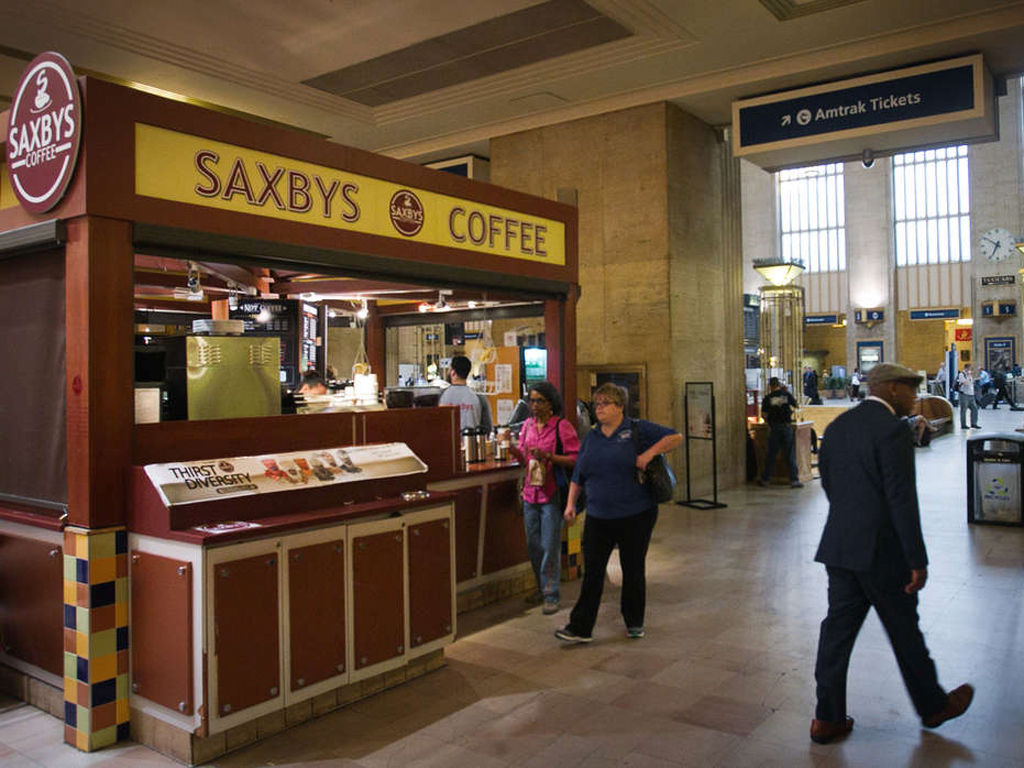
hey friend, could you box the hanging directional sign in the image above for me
[804,314,838,325]
[732,55,995,171]
[909,308,960,320]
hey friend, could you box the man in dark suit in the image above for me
[810,363,973,744]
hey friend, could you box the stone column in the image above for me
[844,161,896,367]
[492,102,745,491]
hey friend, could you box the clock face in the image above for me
[980,228,1017,262]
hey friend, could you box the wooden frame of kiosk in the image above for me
[0,70,577,763]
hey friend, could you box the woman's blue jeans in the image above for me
[523,500,563,602]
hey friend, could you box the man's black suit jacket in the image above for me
[816,398,928,573]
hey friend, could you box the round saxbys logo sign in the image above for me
[6,52,82,213]
[389,189,424,236]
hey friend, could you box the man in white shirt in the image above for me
[439,355,492,431]
[956,364,980,430]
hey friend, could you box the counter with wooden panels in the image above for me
[129,479,454,759]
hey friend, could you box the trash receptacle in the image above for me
[967,433,1024,525]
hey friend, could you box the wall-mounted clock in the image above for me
[979,227,1017,262]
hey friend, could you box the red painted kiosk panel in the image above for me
[129,552,193,714]
[481,480,528,575]
[452,487,482,583]
[288,539,346,690]
[0,535,62,676]
[407,519,452,648]
[213,553,279,715]
[351,529,404,670]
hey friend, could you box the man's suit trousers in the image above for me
[815,565,947,722]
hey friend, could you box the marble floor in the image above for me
[3,407,1024,767]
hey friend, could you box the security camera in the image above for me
[861,149,874,169]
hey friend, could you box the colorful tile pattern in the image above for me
[63,526,130,751]
[560,511,584,581]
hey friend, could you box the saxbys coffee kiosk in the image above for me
[0,53,578,764]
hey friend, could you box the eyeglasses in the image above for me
[528,396,548,404]
[593,400,617,408]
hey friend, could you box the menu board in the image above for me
[145,442,427,506]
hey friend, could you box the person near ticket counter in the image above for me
[758,377,803,488]
[439,355,493,430]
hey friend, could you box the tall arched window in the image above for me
[893,145,970,266]
[777,163,845,273]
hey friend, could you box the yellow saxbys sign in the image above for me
[135,124,564,265]
[0,164,16,211]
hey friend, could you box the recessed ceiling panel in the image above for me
[303,0,632,106]
[760,0,869,21]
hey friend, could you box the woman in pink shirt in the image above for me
[510,381,580,614]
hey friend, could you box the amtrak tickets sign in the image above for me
[732,55,994,170]
[6,52,82,213]
[737,66,973,148]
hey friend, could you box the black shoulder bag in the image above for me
[554,418,585,512]
[633,419,676,504]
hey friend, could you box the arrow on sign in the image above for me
[781,114,791,126]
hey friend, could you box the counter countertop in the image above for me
[138,491,454,547]
[462,458,522,474]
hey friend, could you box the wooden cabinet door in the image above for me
[406,507,454,654]
[349,519,405,678]
[286,535,346,696]
[210,548,280,718]
[482,479,529,574]
[130,551,193,714]
[452,486,482,583]
[0,534,62,676]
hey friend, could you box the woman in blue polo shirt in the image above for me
[556,383,682,643]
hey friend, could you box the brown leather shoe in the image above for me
[809,716,854,744]
[923,684,974,728]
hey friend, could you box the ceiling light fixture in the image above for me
[753,257,805,287]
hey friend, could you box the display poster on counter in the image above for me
[145,442,427,506]
[134,124,565,266]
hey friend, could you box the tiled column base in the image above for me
[62,526,130,751]
[560,511,584,580]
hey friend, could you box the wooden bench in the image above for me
[912,394,953,435]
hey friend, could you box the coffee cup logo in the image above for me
[33,72,53,112]
[389,189,424,236]
[6,52,82,213]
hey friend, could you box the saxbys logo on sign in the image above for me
[389,189,424,236]
[6,52,82,213]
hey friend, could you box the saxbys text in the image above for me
[194,150,361,221]
[8,104,76,169]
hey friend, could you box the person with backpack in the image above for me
[956,364,980,430]
[509,381,579,615]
